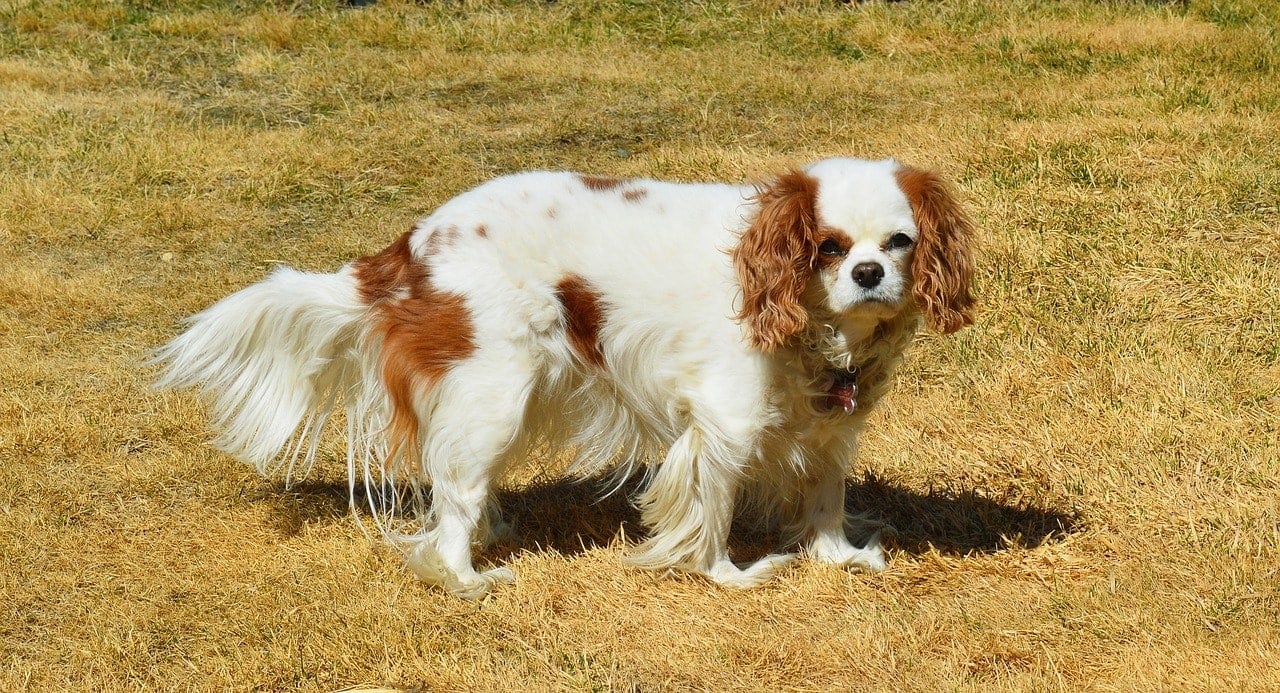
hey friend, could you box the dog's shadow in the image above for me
[258,471,1080,560]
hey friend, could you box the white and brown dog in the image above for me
[155,157,975,598]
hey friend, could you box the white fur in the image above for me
[151,268,366,480]
[155,158,939,598]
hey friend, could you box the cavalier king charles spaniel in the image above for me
[155,157,975,598]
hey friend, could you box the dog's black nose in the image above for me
[851,262,884,289]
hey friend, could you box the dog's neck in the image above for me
[793,310,921,415]
[803,313,889,371]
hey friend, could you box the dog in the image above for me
[154,157,975,598]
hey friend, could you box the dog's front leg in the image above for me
[628,425,792,587]
[801,448,887,572]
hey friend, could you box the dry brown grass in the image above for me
[2,0,1278,689]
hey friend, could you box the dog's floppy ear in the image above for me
[895,165,976,334]
[733,170,820,351]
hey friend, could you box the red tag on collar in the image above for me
[825,379,858,414]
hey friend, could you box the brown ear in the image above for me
[732,170,820,351]
[896,166,976,334]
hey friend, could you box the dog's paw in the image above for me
[405,541,516,599]
[704,553,795,589]
[809,531,888,572]
[449,567,517,600]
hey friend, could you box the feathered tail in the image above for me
[151,267,369,481]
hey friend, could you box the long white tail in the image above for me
[152,267,368,480]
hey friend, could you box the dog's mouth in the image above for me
[841,291,904,318]
[819,368,859,414]
[851,291,903,308]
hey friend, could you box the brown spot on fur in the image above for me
[622,188,648,202]
[352,230,475,467]
[475,224,488,238]
[813,227,853,272]
[895,166,976,334]
[546,206,558,219]
[555,275,606,368]
[353,230,416,304]
[732,170,821,351]
[580,175,623,191]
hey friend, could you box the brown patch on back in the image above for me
[475,224,488,238]
[555,275,606,368]
[352,230,476,467]
[353,231,417,304]
[622,188,648,202]
[580,175,623,191]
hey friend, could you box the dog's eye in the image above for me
[885,233,914,250]
[818,239,846,256]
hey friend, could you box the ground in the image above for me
[1,0,1278,690]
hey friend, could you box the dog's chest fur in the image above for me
[767,312,921,441]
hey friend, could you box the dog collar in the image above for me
[821,368,859,414]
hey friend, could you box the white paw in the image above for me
[449,567,517,600]
[404,541,451,584]
[482,566,517,584]
[704,553,795,588]
[404,541,516,599]
[810,531,888,572]
[845,544,888,572]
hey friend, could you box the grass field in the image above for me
[3,0,1278,689]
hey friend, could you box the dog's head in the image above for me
[734,157,976,351]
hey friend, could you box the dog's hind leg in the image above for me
[401,349,536,599]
